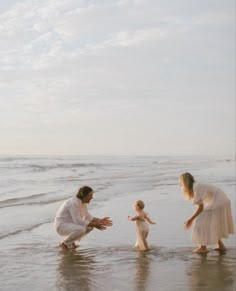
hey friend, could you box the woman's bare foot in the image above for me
[214,240,226,251]
[214,245,226,251]
[214,247,226,251]
[59,242,77,250]
[193,247,209,253]
[58,242,69,251]
[71,242,77,249]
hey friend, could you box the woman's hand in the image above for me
[100,217,113,226]
[184,218,193,230]
[184,204,203,230]
[88,217,112,230]
[94,221,107,230]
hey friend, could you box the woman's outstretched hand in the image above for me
[89,217,113,230]
[100,217,113,227]
[94,222,107,230]
[184,218,193,230]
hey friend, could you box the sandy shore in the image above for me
[0,185,235,291]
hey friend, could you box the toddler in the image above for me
[128,200,156,250]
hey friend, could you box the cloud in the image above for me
[0,0,234,155]
[0,0,169,74]
[1,0,191,73]
[117,0,148,6]
[105,28,165,47]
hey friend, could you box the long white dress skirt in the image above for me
[135,220,149,250]
[192,200,234,245]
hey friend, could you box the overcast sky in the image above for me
[0,0,235,156]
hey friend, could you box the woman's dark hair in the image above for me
[76,186,93,199]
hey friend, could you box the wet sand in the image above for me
[55,246,236,291]
[0,186,235,291]
[0,232,235,291]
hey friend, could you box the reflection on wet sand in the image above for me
[56,249,96,291]
[55,246,236,291]
[187,250,236,291]
[135,250,151,291]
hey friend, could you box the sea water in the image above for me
[0,155,235,290]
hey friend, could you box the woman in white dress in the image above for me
[179,172,234,253]
[128,200,156,250]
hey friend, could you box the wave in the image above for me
[0,162,104,171]
[0,220,52,240]
[0,191,69,209]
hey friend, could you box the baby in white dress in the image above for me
[128,200,156,250]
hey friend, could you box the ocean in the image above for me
[0,155,235,291]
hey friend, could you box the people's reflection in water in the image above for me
[187,251,236,291]
[135,250,151,291]
[56,249,96,291]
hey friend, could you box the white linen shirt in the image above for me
[54,196,94,228]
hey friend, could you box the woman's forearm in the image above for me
[189,204,204,221]
[184,204,203,230]
[90,217,100,223]
[87,217,100,227]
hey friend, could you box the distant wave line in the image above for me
[0,160,107,171]
[0,220,52,240]
[0,190,59,203]
[0,191,70,209]
[0,198,68,209]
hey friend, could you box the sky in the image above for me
[0,0,235,156]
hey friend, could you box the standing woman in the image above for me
[179,172,234,253]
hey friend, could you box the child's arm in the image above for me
[128,215,139,221]
[144,214,156,224]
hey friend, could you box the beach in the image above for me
[0,155,235,291]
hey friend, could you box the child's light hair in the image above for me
[134,200,145,210]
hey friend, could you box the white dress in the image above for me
[134,214,149,250]
[192,182,234,245]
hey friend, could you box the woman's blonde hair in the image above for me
[179,172,195,200]
[134,200,145,210]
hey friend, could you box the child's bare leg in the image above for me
[143,239,149,251]
[214,240,226,251]
[193,245,209,253]
[143,231,149,250]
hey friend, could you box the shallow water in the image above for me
[0,155,235,290]
[54,246,236,291]
[0,239,235,291]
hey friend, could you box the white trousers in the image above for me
[55,222,94,247]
